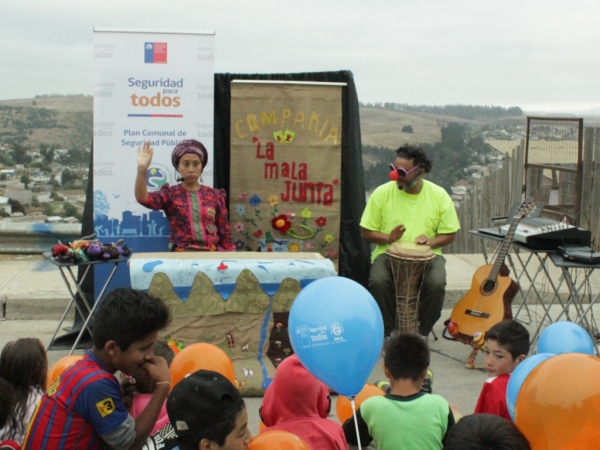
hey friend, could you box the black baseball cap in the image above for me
[166,370,244,437]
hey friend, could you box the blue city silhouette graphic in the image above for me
[92,190,170,297]
[94,209,169,238]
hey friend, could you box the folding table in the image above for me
[543,253,600,355]
[43,252,125,355]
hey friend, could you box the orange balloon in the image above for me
[169,343,235,389]
[515,353,600,449]
[47,355,83,388]
[336,383,385,423]
[249,430,310,450]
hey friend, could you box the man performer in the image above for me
[360,144,460,338]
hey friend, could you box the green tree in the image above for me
[59,147,90,166]
[43,203,54,216]
[63,202,78,218]
[61,168,79,186]
[39,144,55,165]
[10,143,32,165]
[441,122,467,151]
[0,152,14,166]
[20,174,30,189]
[8,199,25,214]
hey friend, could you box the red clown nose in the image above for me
[389,170,399,181]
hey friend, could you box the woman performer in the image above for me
[135,140,235,252]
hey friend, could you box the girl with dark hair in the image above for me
[135,140,235,252]
[0,338,48,445]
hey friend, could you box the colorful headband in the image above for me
[171,140,208,169]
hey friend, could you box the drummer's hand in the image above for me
[388,225,406,243]
[415,234,431,246]
[137,141,154,171]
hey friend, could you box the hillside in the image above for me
[360,107,444,148]
[0,96,528,154]
[0,96,92,149]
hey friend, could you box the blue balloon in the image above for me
[537,321,595,355]
[288,276,384,397]
[506,353,554,421]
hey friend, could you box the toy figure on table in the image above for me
[135,140,236,252]
[51,234,130,264]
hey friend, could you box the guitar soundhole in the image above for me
[482,279,496,294]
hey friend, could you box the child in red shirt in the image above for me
[474,320,530,420]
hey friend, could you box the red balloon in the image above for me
[336,383,385,423]
[169,343,235,389]
[47,355,83,388]
[515,353,600,449]
[249,430,310,450]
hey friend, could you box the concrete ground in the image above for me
[1,252,600,434]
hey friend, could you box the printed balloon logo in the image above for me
[288,276,383,397]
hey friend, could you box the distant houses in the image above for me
[4,186,33,205]
[0,169,16,179]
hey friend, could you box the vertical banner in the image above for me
[93,28,215,292]
[229,81,344,261]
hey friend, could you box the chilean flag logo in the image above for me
[144,42,167,64]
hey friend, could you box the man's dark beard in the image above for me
[397,177,419,191]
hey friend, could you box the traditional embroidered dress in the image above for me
[138,184,235,252]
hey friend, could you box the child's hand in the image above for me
[143,355,170,385]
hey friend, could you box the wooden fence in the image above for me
[446,126,600,254]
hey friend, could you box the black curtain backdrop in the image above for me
[214,71,370,287]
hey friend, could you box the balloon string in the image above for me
[351,397,362,450]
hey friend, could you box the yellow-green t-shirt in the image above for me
[360,180,460,261]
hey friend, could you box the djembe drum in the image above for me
[386,241,435,334]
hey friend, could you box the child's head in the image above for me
[383,332,430,381]
[0,338,47,393]
[260,354,331,428]
[93,288,171,351]
[153,340,176,367]
[0,338,48,441]
[92,288,170,376]
[167,370,252,450]
[0,376,13,430]
[121,341,176,411]
[484,320,530,377]
[444,413,531,450]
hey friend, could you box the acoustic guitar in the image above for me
[448,198,535,338]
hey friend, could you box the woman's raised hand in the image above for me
[137,141,154,171]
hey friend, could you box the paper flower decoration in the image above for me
[272,214,292,233]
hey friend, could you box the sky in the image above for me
[2,0,600,112]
